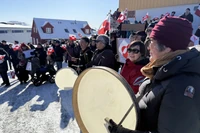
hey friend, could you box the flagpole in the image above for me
[107,10,112,45]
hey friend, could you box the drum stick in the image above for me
[104,103,134,127]
[118,103,134,126]
[65,48,78,59]
[104,117,111,126]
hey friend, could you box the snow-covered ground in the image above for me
[0,65,80,133]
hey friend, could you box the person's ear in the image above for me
[164,47,172,53]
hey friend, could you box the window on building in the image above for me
[0,30,8,34]
[27,30,32,32]
[46,28,51,34]
[12,30,24,33]
[85,29,90,34]
[33,38,35,44]
[73,29,77,33]
[64,29,69,33]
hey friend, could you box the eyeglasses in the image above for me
[127,48,140,54]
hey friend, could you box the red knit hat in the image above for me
[150,16,193,51]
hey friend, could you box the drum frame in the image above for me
[73,66,140,133]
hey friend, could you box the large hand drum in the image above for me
[73,67,139,133]
[55,67,78,90]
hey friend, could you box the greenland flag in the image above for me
[69,34,77,41]
[142,13,149,22]
[117,8,128,23]
[0,55,5,60]
[0,55,5,64]
[190,35,199,45]
[98,16,110,35]
[12,44,20,51]
[47,47,54,55]
[195,4,200,17]
[165,12,170,16]
[78,32,82,38]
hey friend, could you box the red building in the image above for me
[31,18,92,44]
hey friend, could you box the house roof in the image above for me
[33,18,92,39]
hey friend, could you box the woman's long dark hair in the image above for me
[129,41,146,56]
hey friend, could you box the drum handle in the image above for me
[72,64,83,68]
[118,103,134,126]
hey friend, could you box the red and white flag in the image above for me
[117,8,128,23]
[12,44,21,51]
[98,15,110,35]
[0,55,5,64]
[190,35,199,45]
[142,13,149,22]
[152,17,160,22]
[0,55,5,60]
[69,34,77,41]
[47,47,54,55]
[61,44,66,51]
[165,12,170,17]
[195,4,200,17]
[78,32,82,38]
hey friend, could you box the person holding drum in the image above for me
[120,41,149,94]
[71,37,93,74]
[86,35,116,70]
[108,16,200,133]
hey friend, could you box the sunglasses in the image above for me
[127,48,140,54]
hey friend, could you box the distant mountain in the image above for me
[7,21,30,26]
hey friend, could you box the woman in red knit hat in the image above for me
[108,16,200,133]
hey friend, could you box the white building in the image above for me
[0,22,32,43]
[134,4,200,33]
[119,1,200,33]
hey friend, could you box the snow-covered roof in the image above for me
[33,18,92,39]
[0,23,31,29]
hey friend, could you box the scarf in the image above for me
[141,50,188,80]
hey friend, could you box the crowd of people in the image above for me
[0,8,200,132]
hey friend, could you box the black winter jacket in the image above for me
[86,46,116,70]
[117,48,200,133]
[77,47,93,71]
[53,45,65,62]
[34,48,47,66]
[0,47,9,72]
[180,13,193,23]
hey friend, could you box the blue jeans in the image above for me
[56,62,62,71]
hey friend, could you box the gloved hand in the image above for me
[108,119,143,133]
[108,119,123,133]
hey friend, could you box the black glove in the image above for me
[108,119,123,133]
[108,119,144,133]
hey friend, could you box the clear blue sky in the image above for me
[1,0,119,29]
